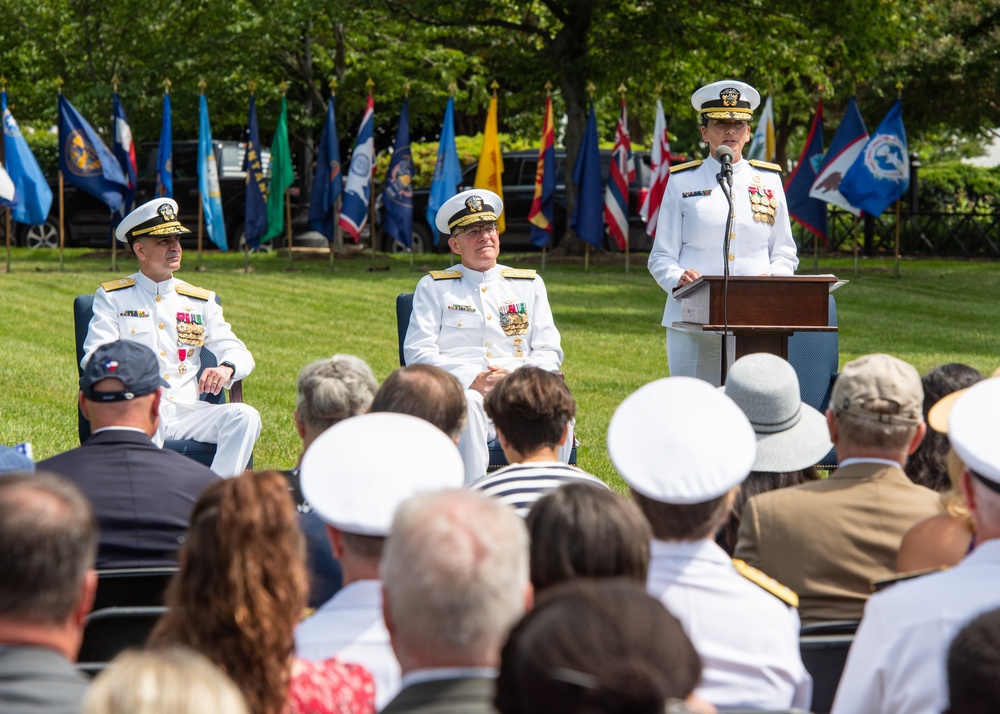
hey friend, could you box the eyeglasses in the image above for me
[457,223,499,240]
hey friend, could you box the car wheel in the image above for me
[24,220,60,249]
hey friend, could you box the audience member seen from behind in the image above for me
[379,489,532,714]
[734,353,943,624]
[495,579,710,714]
[905,363,983,492]
[717,353,830,554]
[148,470,375,714]
[474,366,607,515]
[609,377,811,711]
[945,606,1000,714]
[287,354,378,607]
[369,364,468,442]
[83,645,249,714]
[0,473,97,714]
[526,482,651,593]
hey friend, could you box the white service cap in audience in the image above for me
[949,379,1000,486]
[301,412,465,536]
[608,377,756,504]
[722,353,832,472]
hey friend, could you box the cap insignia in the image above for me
[158,203,177,222]
[103,359,119,373]
[465,195,484,213]
[720,88,740,107]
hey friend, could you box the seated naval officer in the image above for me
[82,198,260,478]
[403,189,571,483]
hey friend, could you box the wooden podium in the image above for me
[672,275,839,382]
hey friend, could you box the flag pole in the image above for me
[368,77,377,270]
[111,75,119,274]
[1,77,8,273]
[586,81,596,274]
[852,215,860,278]
[197,79,206,272]
[56,80,65,272]
[277,83,294,272]
[894,81,904,278]
[244,81,256,276]
[404,81,414,271]
[619,83,630,277]
[329,78,338,274]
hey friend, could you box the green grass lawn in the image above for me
[2,246,997,492]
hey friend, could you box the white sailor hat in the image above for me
[691,80,760,121]
[435,189,504,235]
[949,379,1000,487]
[300,412,465,536]
[608,377,756,504]
[115,198,192,243]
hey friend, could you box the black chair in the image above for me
[92,567,178,612]
[73,293,245,469]
[787,294,839,469]
[395,292,577,472]
[799,620,859,714]
[77,606,167,665]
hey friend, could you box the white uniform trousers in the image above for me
[458,390,575,485]
[156,400,261,478]
[666,328,725,386]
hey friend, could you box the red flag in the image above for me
[603,97,634,250]
[641,99,670,239]
[527,95,556,247]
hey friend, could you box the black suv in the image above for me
[14,140,280,251]
[387,149,680,254]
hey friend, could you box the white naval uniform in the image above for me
[648,155,799,385]
[82,272,260,478]
[403,263,567,482]
[294,579,401,710]
[647,539,812,711]
[831,539,1000,714]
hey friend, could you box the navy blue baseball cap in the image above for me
[81,341,169,402]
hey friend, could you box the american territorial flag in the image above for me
[604,97,634,251]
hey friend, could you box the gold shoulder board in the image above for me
[429,270,462,280]
[500,268,537,280]
[100,277,136,292]
[669,159,703,174]
[733,558,799,607]
[175,283,212,301]
[748,159,783,173]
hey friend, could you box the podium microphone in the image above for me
[715,145,734,185]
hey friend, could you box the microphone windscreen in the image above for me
[715,145,734,163]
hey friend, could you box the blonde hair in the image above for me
[84,645,249,714]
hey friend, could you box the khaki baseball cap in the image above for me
[830,353,923,425]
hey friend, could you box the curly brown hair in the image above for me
[149,471,308,714]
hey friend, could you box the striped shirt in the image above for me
[470,462,609,517]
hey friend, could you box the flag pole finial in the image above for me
[586,81,596,99]
[329,77,337,96]
[367,77,375,95]
[113,75,119,93]
[895,81,904,99]
[654,84,662,99]
[248,80,257,96]
[162,78,172,94]
[403,81,411,98]
[0,76,6,92]
[448,82,457,97]
[56,77,63,94]
[490,79,499,98]
[279,81,288,97]
[544,81,553,97]
[198,78,207,95]
[617,83,627,97]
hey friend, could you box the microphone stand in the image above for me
[717,165,734,384]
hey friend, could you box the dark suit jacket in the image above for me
[38,429,219,569]
[734,461,943,624]
[0,645,89,714]
[379,675,496,714]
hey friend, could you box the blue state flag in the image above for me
[785,99,828,242]
[383,98,414,248]
[425,97,462,243]
[338,94,375,242]
[156,92,172,198]
[571,101,604,250]
[839,100,909,217]
[198,94,228,251]
[58,95,127,212]
[112,92,137,219]
[308,96,343,240]
[243,95,268,249]
[2,90,53,225]
[810,97,867,215]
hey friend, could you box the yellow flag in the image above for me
[474,95,505,233]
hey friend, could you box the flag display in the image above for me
[383,98,414,248]
[810,97,868,216]
[0,162,14,207]
[785,100,828,242]
[243,95,268,249]
[473,93,505,233]
[603,97,634,251]
[527,95,556,248]
[112,92,137,220]
[425,96,462,243]
[641,99,670,239]
[2,91,53,225]
[198,94,228,251]
[308,96,343,240]
[748,96,776,162]
[571,100,604,250]
[839,100,909,217]
[339,94,375,242]
[58,95,128,212]
[155,92,172,198]
[264,96,294,242]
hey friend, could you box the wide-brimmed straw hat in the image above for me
[722,353,832,473]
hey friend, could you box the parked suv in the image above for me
[15,140,280,251]
[388,149,683,254]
